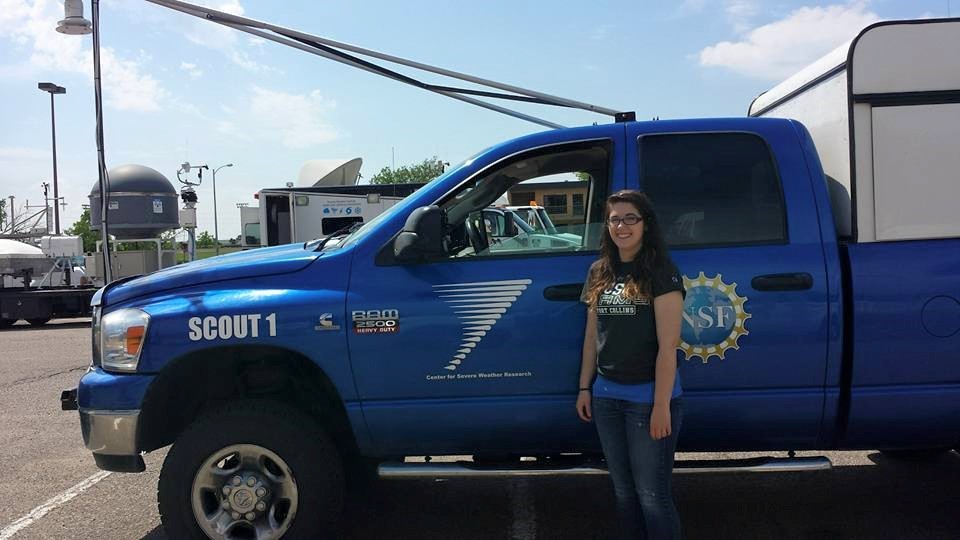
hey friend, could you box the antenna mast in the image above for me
[145,0,635,129]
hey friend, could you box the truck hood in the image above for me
[103,243,320,306]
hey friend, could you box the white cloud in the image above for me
[217,120,238,136]
[101,48,167,111]
[668,0,763,34]
[0,0,168,111]
[248,86,337,148]
[590,25,614,41]
[181,0,278,73]
[725,0,759,18]
[698,2,882,79]
[217,86,337,149]
[180,61,203,79]
[671,0,709,18]
[0,146,48,161]
[724,0,761,32]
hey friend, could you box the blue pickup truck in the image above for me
[62,113,960,538]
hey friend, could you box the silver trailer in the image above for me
[749,18,960,243]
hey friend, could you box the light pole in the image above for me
[55,1,113,282]
[38,82,66,235]
[211,163,233,255]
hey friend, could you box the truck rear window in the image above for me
[639,133,786,247]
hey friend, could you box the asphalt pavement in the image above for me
[1,320,958,539]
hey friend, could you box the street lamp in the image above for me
[56,0,92,35]
[38,82,66,235]
[211,163,233,255]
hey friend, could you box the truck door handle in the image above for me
[544,283,583,301]
[751,273,813,291]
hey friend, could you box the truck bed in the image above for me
[838,237,960,449]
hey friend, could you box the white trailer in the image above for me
[238,205,261,249]
[748,18,960,242]
[254,183,424,247]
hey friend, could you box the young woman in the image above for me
[577,190,685,539]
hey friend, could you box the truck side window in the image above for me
[243,223,261,246]
[639,133,786,247]
[439,140,611,257]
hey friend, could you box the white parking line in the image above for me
[507,478,537,539]
[0,471,112,540]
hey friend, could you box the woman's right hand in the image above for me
[576,390,592,422]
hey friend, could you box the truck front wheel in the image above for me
[158,400,344,539]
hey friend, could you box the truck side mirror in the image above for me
[502,211,518,237]
[393,205,446,262]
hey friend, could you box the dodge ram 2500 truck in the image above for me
[62,19,960,539]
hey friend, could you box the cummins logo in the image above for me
[433,279,533,371]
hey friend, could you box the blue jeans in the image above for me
[593,397,683,540]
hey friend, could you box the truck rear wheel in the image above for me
[26,318,50,326]
[0,318,14,329]
[158,400,344,539]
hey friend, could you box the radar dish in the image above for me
[297,158,362,187]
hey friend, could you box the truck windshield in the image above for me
[336,154,475,249]
[535,208,559,234]
[333,201,407,249]
[508,210,536,234]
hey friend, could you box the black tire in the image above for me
[158,400,344,539]
[26,318,49,326]
[0,319,15,329]
[344,455,381,496]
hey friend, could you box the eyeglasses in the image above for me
[606,214,643,226]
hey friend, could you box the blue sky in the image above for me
[0,0,951,241]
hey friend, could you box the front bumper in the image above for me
[80,409,139,455]
[62,368,154,473]
[79,409,146,472]
[60,387,138,455]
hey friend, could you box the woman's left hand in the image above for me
[650,404,672,440]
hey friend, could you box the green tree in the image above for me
[370,156,446,185]
[574,171,591,181]
[196,230,216,248]
[65,208,101,253]
[160,230,178,250]
[123,230,179,251]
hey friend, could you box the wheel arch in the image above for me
[138,345,356,457]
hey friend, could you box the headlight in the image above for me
[100,308,150,373]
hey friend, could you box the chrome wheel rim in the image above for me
[191,444,299,540]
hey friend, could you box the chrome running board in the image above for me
[378,456,832,479]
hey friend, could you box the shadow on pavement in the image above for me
[141,451,960,540]
[141,526,165,540]
[3,319,91,332]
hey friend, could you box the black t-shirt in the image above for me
[581,257,684,384]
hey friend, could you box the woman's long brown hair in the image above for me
[583,190,671,307]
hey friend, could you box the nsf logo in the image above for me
[679,272,751,363]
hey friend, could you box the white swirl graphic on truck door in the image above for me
[433,279,533,371]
